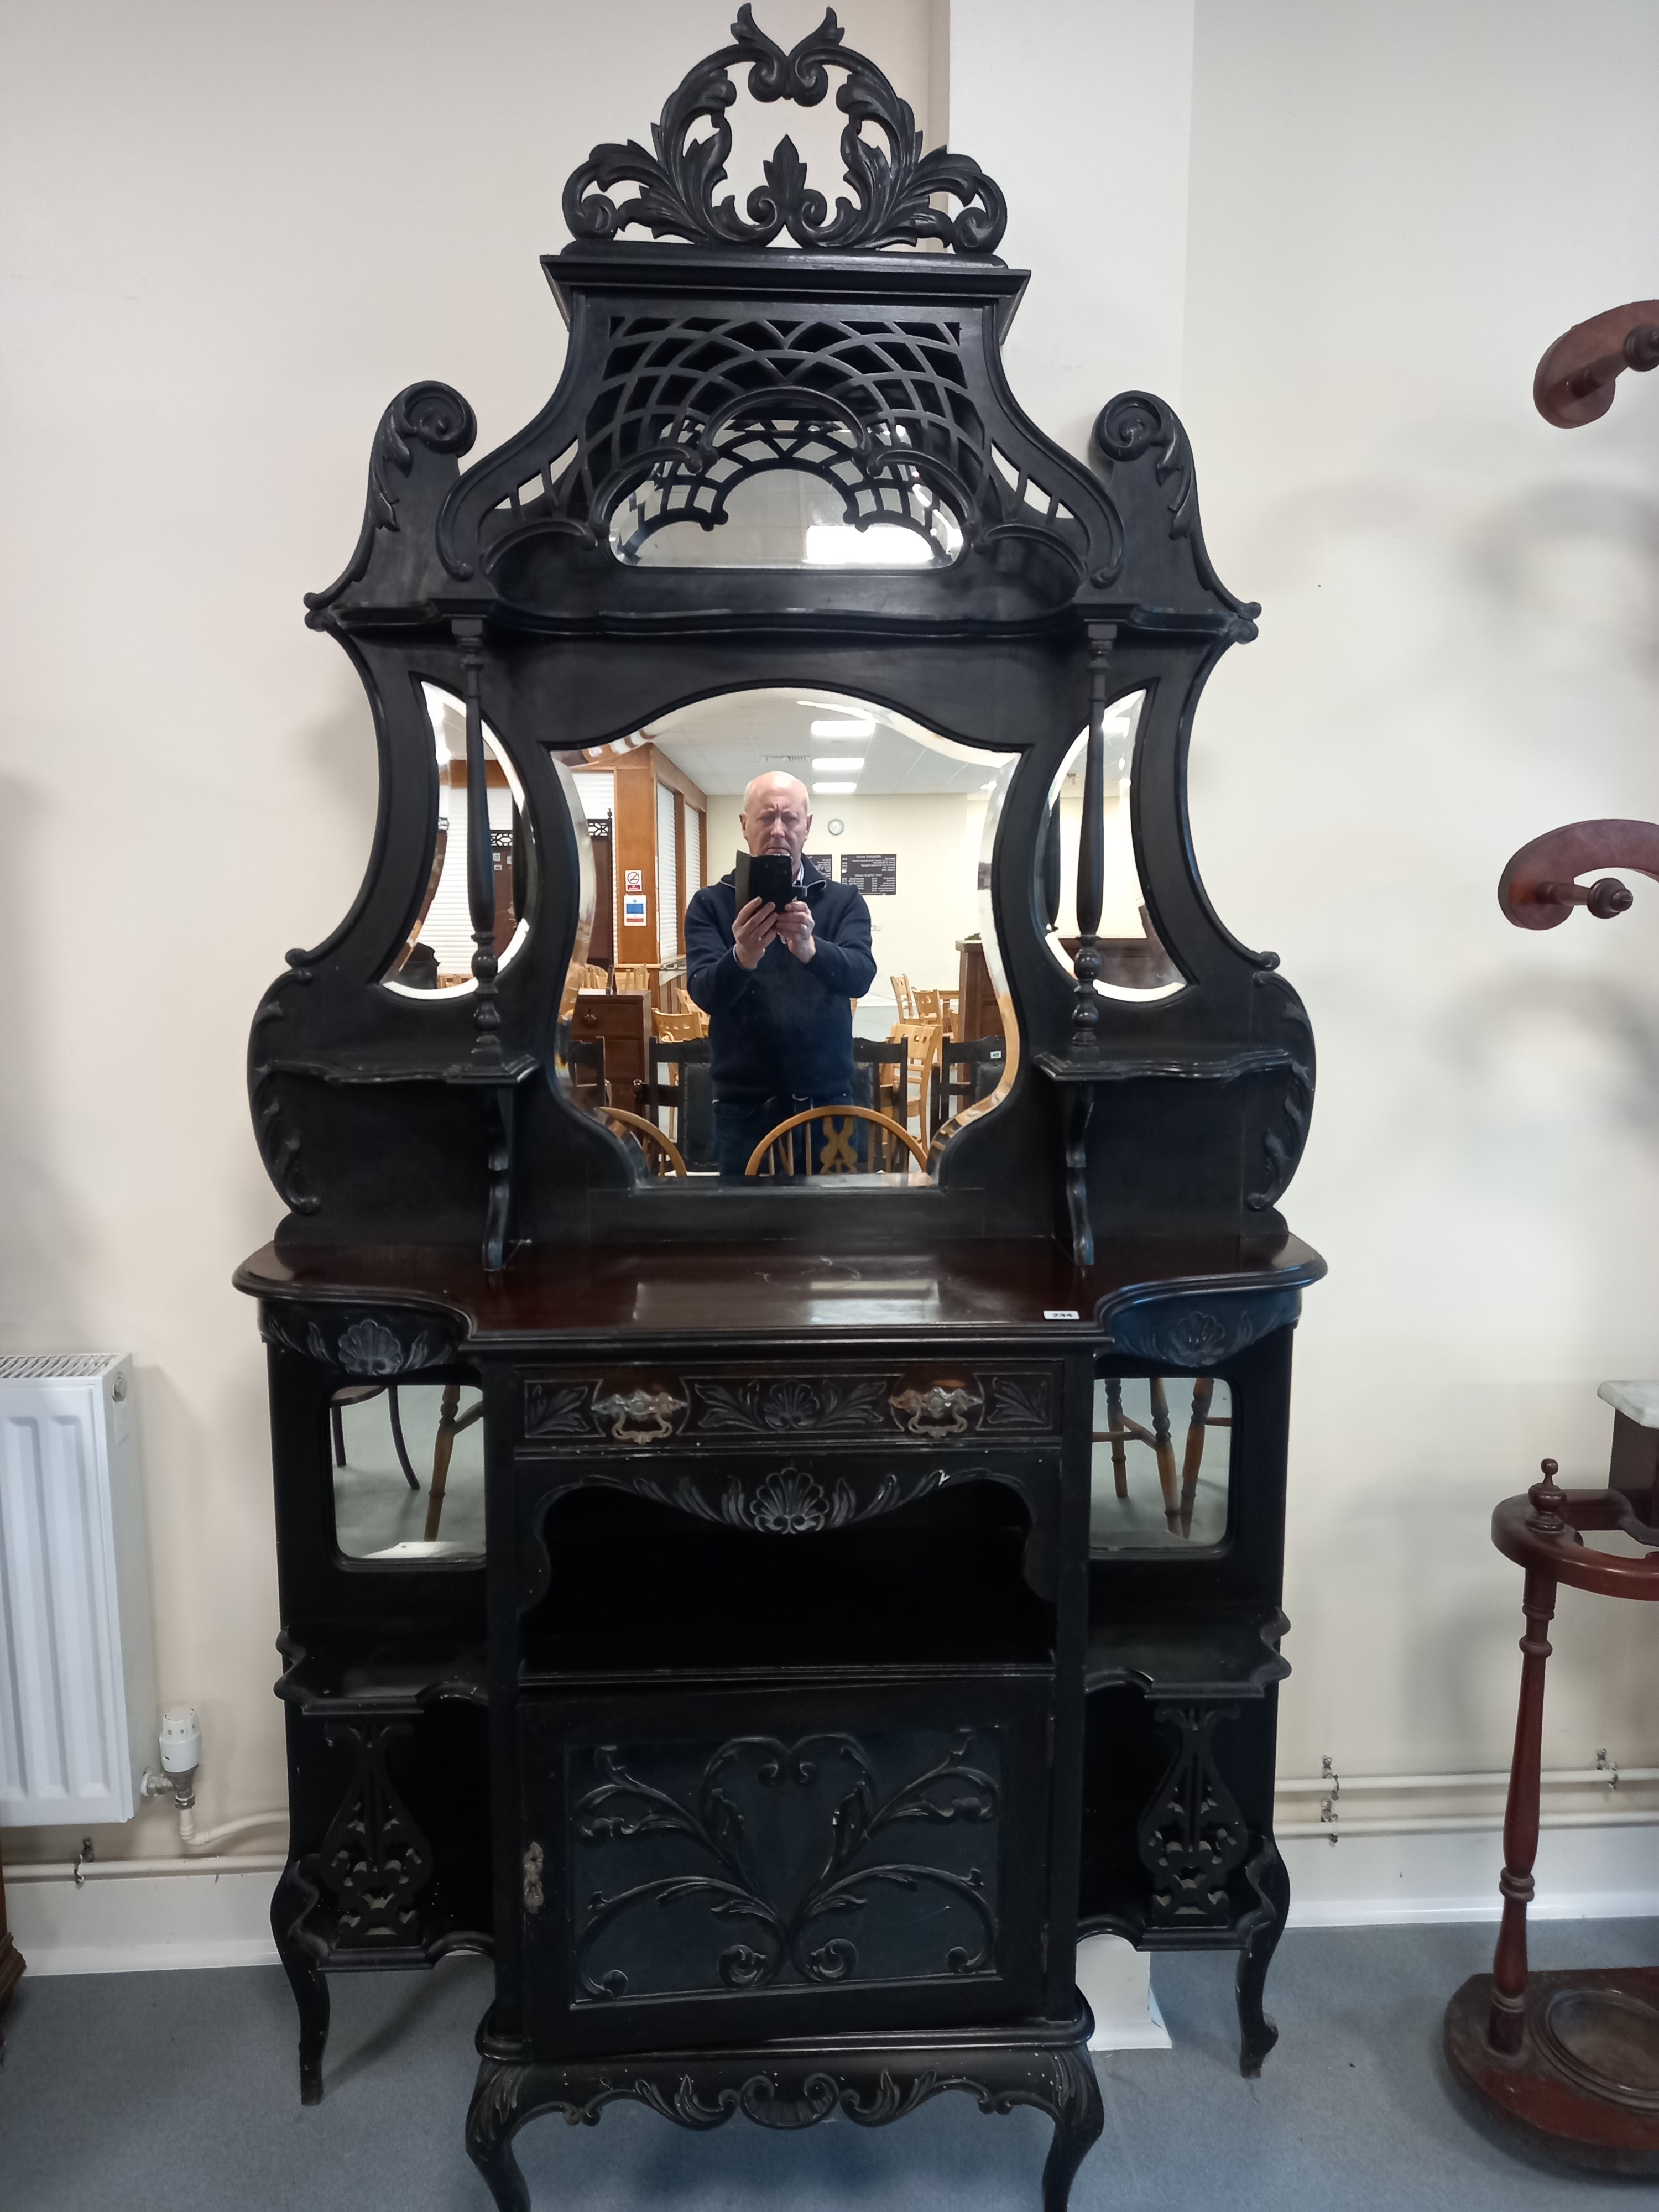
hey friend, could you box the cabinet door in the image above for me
[518,1672,1054,2057]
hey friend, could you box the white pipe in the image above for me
[178,1809,288,1851]
[1277,1767,1659,1796]
[6,1853,286,1882]
[1277,1809,1659,1838]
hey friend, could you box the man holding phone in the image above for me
[684,771,877,1180]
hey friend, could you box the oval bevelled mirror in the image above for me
[1037,690,1183,1002]
[553,689,1016,1185]
[384,682,534,997]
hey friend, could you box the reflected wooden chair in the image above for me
[635,1038,714,1168]
[890,973,917,1019]
[853,1036,907,1129]
[930,1035,1005,1138]
[565,1032,608,1105]
[330,1384,419,1490]
[613,963,654,993]
[889,1019,940,1135]
[603,1107,686,1177]
[424,1382,483,1543]
[653,1009,704,1042]
[745,1105,927,1178]
[914,987,958,1041]
[1095,1378,1230,1537]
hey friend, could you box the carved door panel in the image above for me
[518,1673,1054,2057]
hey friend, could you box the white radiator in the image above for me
[0,1353,155,1825]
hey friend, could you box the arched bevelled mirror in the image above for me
[552,688,1016,1183]
[1037,690,1183,1001]
[384,682,534,995]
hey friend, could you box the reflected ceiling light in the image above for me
[812,757,865,772]
[804,524,933,567]
[813,781,858,795]
[810,716,874,738]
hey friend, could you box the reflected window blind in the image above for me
[656,781,678,961]
[685,805,703,900]
[571,770,614,822]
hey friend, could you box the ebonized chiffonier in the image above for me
[236,18,1323,2208]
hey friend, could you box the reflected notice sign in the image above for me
[840,853,897,896]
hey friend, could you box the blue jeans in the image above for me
[714,1093,854,1182]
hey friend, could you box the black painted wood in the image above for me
[239,16,1321,2205]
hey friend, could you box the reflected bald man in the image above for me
[684,771,877,1180]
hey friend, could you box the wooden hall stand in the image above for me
[1444,294,1659,2172]
[237,19,1322,2209]
[1443,1443,1659,2169]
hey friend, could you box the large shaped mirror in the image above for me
[554,690,1015,1183]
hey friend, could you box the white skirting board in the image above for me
[8,1822,1659,1984]
[7,1865,281,1976]
[1283,1822,1659,1927]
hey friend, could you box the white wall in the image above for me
[1178,0,1659,1783]
[951,0,1195,444]
[0,0,941,1864]
[802,792,990,999]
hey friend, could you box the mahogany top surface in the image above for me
[234,1232,1324,1349]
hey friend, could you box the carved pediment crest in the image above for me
[562,7,1005,255]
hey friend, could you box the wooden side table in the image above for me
[1445,1420,1659,2172]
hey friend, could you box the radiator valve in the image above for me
[157,1705,201,1812]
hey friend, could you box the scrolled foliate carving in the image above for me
[574,1462,948,1536]
[573,1731,999,1999]
[306,379,478,614]
[1091,389,1257,620]
[1107,1289,1300,1368]
[983,1374,1055,1431]
[261,1302,455,1375]
[1246,973,1316,1212]
[562,7,1005,255]
[692,1376,889,1434]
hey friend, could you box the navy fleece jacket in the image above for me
[684,858,877,1100]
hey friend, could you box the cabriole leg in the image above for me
[1041,2042,1105,2212]
[270,1863,330,2104]
[1236,1835,1290,2076]
[465,2063,536,2212]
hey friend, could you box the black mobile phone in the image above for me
[734,851,795,910]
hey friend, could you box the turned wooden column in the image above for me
[1488,1461,1566,2053]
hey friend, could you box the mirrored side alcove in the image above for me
[330,1378,485,1564]
[1088,1373,1232,1553]
[547,687,1018,1186]
[384,683,535,997]
[1037,690,1183,1003]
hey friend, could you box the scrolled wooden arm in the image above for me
[1498,818,1659,930]
[1534,299,1659,428]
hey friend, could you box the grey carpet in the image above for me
[4,1921,1659,2209]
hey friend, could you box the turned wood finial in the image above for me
[1527,1458,1567,1532]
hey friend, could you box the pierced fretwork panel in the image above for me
[479,315,1087,573]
